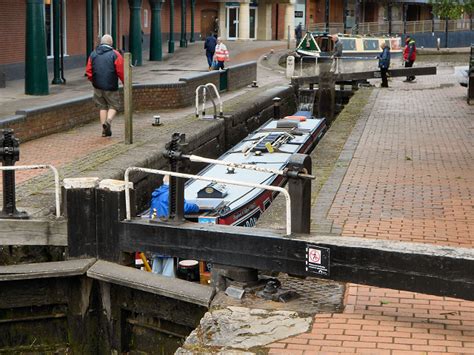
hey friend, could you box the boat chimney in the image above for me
[272,97,281,120]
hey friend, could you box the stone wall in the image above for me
[0,62,257,142]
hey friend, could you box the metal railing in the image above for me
[308,22,345,34]
[354,19,472,35]
[0,165,61,218]
[124,167,293,235]
[195,83,223,119]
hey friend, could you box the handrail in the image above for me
[195,83,223,119]
[124,167,293,235]
[0,165,61,218]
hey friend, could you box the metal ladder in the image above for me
[195,83,223,120]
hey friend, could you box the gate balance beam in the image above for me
[121,220,474,301]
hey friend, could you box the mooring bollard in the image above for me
[0,129,28,219]
[273,97,281,120]
[287,154,312,234]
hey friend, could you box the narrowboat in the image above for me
[184,110,327,227]
[296,32,402,60]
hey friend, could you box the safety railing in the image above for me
[355,19,472,35]
[0,164,61,218]
[195,83,223,119]
[124,167,293,235]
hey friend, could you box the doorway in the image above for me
[201,9,218,39]
[227,7,239,40]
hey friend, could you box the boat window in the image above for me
[340,39,356,51]
[363,39,379,51]
[316,36,334,52]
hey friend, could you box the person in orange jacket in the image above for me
[214,37,229,70]
[85,34,124,137]
[403,35,417,82]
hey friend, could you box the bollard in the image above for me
[287,154,312,234]
[0,129,28,219]
[273,97,281,120]
[468,45,474,105]
[286,56,295,78]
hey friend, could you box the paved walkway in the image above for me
[267,67,474,353]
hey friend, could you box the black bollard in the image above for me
[287,154,312,234]
[273,97,281,120]
[0,129,28,219]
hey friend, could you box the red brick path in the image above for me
[267,74,474,353]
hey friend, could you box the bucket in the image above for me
[177,260,200,282]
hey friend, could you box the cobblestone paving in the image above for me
[267,69,474,353]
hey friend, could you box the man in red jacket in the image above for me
[403,35,417,82]
[86,34,124,137]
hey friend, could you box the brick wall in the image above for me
[227,62,257,91]
[0,63,256,142]
[0,1,26,65]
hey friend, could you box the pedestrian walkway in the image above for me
[0,40,286,118]
[266,67,474,353]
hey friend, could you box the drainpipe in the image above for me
[190,0,196,42]
[86,0,93,58]
[325,0,330,32]
[180,0,187,47]
[343,0,348,34]
[25,0,49,95]
[149,0,164,60]
[112,0,118,46]
[129,0,143,66]
[388,2,392,35]
[52,0,64,84]
[169,0,175,53]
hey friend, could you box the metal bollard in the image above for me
[273,97,281,120]
[0,129,28,219]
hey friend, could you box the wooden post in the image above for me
[124,53,133,145]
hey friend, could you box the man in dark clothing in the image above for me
[85,34,124,137]
[295,23,303,44]
[330,35,343,72]
[403,35,417,82]
[204,32,217,70]
[377,42,391,88]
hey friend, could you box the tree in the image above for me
[429,0,463,47]
[463,0,474,29]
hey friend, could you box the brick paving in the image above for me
[267,70,474,353]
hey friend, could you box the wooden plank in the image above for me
[87,260,214,308]
[121,220,474,301]
[292,66,437,85]
[0,258,96,281]
[0,219,67,246]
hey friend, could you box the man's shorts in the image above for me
[93,88,122,111]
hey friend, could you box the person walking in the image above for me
[330,35,343,73]
[295,23,303,45]
[204,32,217,71]
[377,42,391,88]
[403,35,417,82]
[214,37,229,70]
[149,175,199,277]
[85,34,124,137]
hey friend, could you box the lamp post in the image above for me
[169,0,175,53]
[190,0,196,42]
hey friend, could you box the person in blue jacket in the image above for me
[149,175,199,277]
[377,42,391,88]
[204,32,217,71]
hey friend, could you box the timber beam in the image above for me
[292,66,437,86]
[121,220,474,301]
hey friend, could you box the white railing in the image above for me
[195,83,223,119]
[0,165,61,218]
[124,167,293,235]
